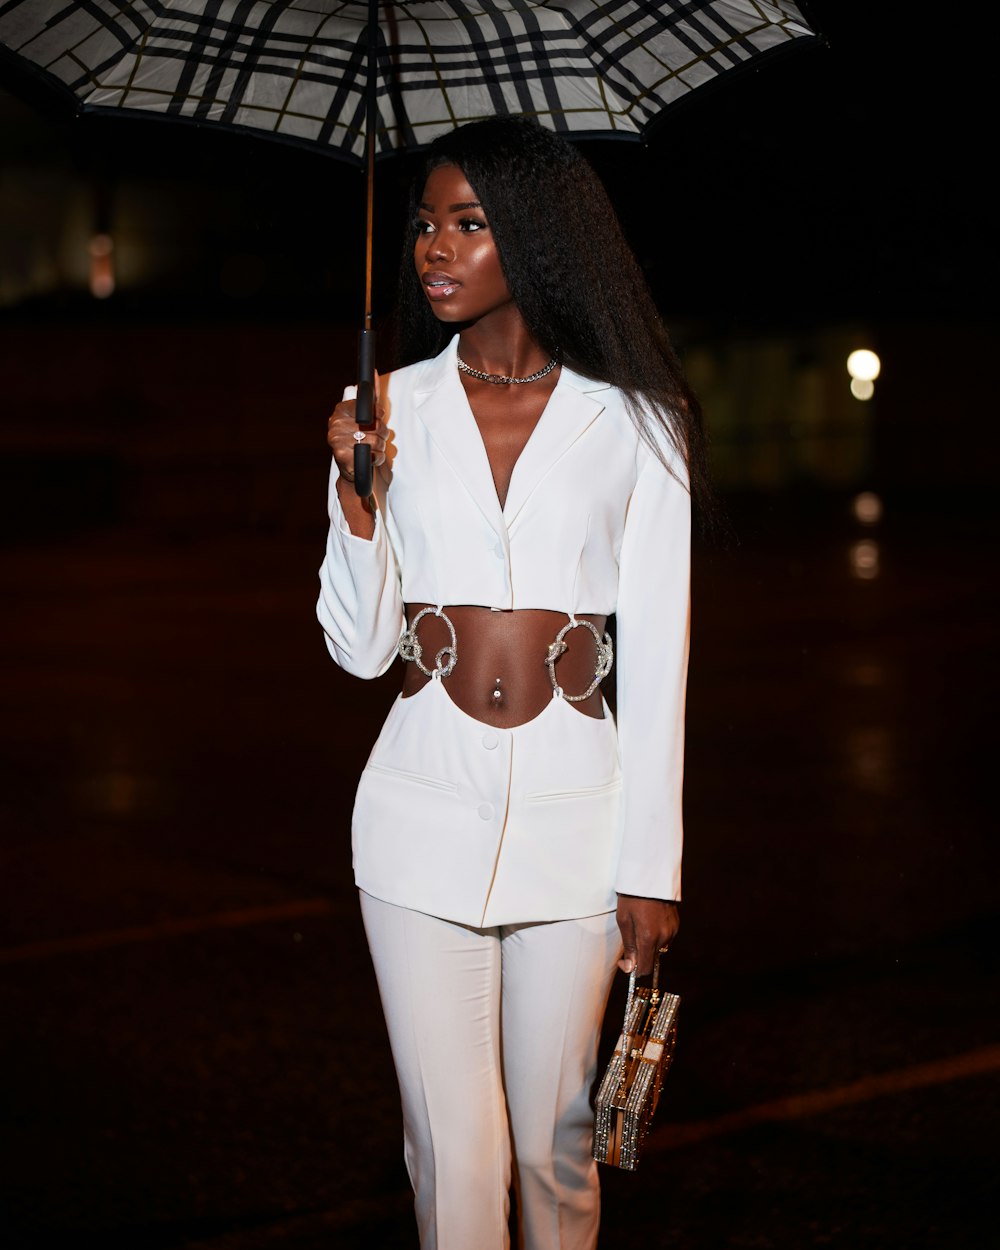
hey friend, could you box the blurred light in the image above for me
[846,660,885,688]
[847,349,881,381]
[89,232,115,299]
[853,491,883,524]
[849,539,880,580]
[847,726,894,795]
[80,770,157,816]
[850,377,875,401]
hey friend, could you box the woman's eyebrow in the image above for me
[417,201,482,212]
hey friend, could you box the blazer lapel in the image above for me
[413,340,611,538]
[503,367,609,532]
[413,337,507,538]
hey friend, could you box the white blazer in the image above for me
[318,334,690,928]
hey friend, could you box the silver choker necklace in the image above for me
[456,351,558,386]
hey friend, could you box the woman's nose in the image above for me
[425,233,454,263]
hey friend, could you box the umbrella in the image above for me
[0,0,820,491]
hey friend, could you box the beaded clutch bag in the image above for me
[592,954,680,1171]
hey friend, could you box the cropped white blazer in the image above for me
[317,334,691,928]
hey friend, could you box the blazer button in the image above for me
[477,802,494,821]
[482,731,499,750]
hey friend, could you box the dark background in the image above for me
[1,3,998,1248]
[2,2,996,320]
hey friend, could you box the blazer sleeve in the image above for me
[614,432,691,901]
[316,455,405,680]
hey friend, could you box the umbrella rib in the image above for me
[472,0,541,120]
[117,25,149,107]
[594,73,620,131]
[76,0,150,110]
[316,21,369,152]
[377,4,421,152]
[567,8,734,96]
[209,0,290,125]
[618,22,796,120]
[271,4,354,136]
[24,0,143,81]
[53,0,142,64]
[515,2,576,128]
[168,0,225,118]
[408,11,461,131]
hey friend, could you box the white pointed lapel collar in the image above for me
[502,364,610,531]
[413,336,507,536]
[413,337,612,537]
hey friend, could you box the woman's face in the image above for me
[413,163,513,325]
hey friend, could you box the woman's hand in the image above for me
[328,382,388,539]
[327,383,387,484]
[616,894,680,976]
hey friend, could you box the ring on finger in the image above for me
[352,429,367,443]
[658,945,670,953]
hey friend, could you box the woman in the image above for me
[318,117,707,1250]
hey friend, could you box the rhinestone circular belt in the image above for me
[397,606,458,678]
[544,617,614,702]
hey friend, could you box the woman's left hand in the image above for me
[616,894,680,975]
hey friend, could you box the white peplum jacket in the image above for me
[317,334,690,929]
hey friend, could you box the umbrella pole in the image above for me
[353,0,379,497]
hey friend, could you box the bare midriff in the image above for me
[401,604,608,727]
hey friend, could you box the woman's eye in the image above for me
[459,217,486,232]
[412,219,434,235]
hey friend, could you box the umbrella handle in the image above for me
[354,327,376,498]
[353,428,373,497]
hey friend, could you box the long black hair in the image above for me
[394,116,713,520]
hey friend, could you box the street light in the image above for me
[847,348,880,402]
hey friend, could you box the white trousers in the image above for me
[359,891,623,1250]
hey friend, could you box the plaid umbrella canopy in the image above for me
[0,1,817,159]
[0,0,819,490]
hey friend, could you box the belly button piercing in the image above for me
[492,677,503,706]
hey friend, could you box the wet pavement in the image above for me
[1,445,997,1247]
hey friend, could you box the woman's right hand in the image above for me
[327,383,388,484]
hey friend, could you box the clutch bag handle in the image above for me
[620,950,663,1083]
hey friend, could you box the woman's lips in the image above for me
[423,273,461,301]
